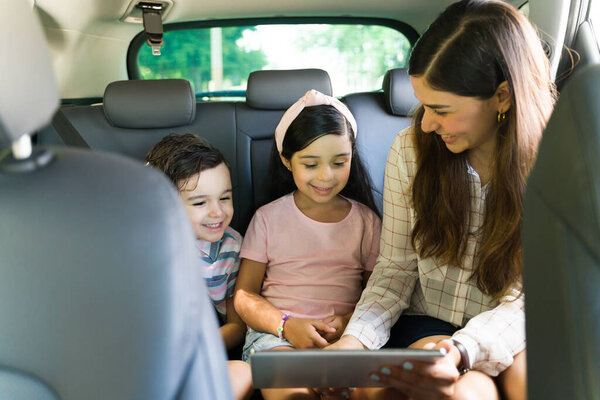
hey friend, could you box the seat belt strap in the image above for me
[51,109,91,149]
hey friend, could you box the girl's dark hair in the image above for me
[408,0,555,300]
[268,105,380,218]
[145,133,230,190]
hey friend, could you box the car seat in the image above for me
[523,63,600,400]
[0,3,232,399]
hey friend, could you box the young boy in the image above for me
[146,133,252,400]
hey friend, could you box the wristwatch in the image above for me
[451,339,470,375]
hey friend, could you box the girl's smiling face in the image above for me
[282,133,352,208]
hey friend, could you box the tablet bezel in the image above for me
[249,348,447,388]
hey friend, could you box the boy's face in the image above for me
[179,163,234,242]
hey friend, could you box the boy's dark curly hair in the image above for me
[145,133,229,190]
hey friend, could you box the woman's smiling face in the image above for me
[410,75,501,157]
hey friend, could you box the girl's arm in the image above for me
[234,258,335,348]
[220,296,247,350]
[233,258,280,332]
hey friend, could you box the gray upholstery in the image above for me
[343,68,417,213]
[0,1,58,148]
[40,66,419,234]
[235,103,283,231]
[523,63,600,400]
[0,3,232,399]
[40,88,241,230]
[0,152,233,400]
[382,68,419,116]
[246,69,332,109]
[0,370,57,400]
[104,79,196,128]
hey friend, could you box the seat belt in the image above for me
[51,109,91,149]
[138,2,164,56]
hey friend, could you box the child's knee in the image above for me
[498,351,527,400]
[450,371,500,400]
[228,360,253,400]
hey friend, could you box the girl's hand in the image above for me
[320,313,352,343]
[284,317,336,349]
[368,340,460,399]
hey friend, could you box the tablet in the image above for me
[249,348,447,388]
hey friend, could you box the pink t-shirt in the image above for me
[240,193,381,320]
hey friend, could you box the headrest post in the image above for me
[11,134,32,160]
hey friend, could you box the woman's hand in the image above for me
[324,334,366,350]
[320,313,352,343]
[312,387,354,399]
[284,317,336,349]
[368,340,461,399]
[316,336,364,398]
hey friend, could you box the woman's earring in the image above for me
[497,111,507,123]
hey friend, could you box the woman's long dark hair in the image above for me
[408,0,555,300]
[268,105,380,218]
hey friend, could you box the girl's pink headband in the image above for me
[274,89,358,154]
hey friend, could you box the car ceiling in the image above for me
[32,0,526,99]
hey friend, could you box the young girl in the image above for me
[329,1,556,400]
[234,90,382,399]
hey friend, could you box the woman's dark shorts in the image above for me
[383,314,459,348]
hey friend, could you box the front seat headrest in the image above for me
[0,2,58,149]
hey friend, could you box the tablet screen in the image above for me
[250,348,447,388]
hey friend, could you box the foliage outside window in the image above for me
[137,24,411,100]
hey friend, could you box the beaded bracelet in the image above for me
[277,313,289,339]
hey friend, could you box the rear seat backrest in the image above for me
[41,79,241,229]
[235,69,332,233]
[42,69,418,233]
[343,68,419,213]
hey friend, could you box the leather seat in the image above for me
[523,63,600,400]
[0,3,232,399]
[344,68,418,213]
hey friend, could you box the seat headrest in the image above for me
[103,79,196,129]
[246,69,332,110]
[382,68,419,117]
[0,2,59,149]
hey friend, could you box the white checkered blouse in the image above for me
[344,127,525,376]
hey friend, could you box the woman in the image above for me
[330,1,556,399]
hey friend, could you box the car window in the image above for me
[519,2,529,17]
[133,22,413,100]
[590,0,600,46]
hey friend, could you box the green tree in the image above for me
[296,24,411,89]
[138,26,267,93]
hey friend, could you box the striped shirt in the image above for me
[345,127,525,376]
[197,227,242,321]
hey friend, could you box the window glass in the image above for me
[136,24,411,100]
[591,0,600,45]
[519,2,529,18]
